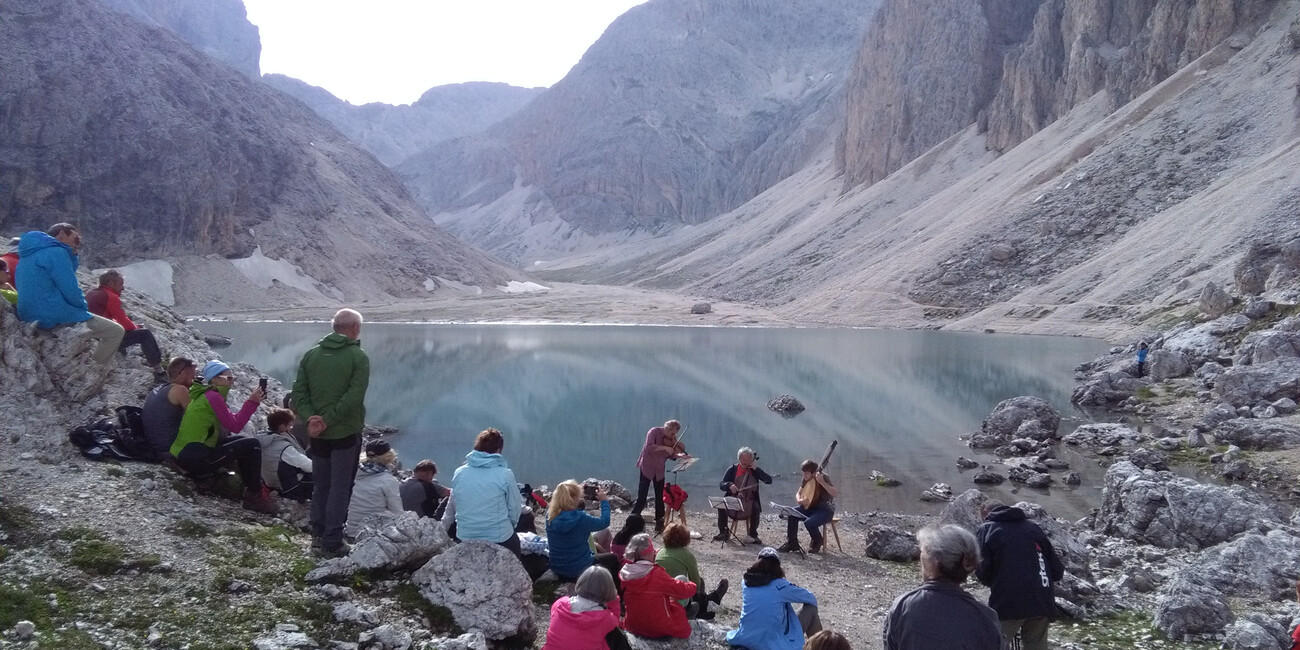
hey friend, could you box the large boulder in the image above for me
[412,542,535,643]
[1200,282,1234,317]
[1094,462,1283,549]
[863,525,920,562]
[937,489,990,532]
[1222,621,1283,650]
[1071,372,1146,406]
[1214,357,1300,406]
[1163,321,1229,364]
[1211,419,1300,451]
[1061,423,1149,448]
[980,396,1060,443]
[1153,575,1234,639]
[1147,349,1192,381]
[350,512,452,572]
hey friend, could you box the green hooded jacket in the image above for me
[292,332,370,439]
[171,383,252,456]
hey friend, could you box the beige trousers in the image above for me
[84,315,125,364]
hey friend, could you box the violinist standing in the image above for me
[633,419,688,534]
[713,447,773,544]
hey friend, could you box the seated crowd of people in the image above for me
[7,223,1055,650]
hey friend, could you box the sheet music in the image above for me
[769,502,808,520]
[668,456,698,473]
[708,496,743,511]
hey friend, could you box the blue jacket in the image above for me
[451,450,522,543]
[726,572,817,650]
[546,501,611,580]
[15,231,91,328]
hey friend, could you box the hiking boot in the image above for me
[777,541,803,553]
[242,486,279,515]
[708,578,729,604]
[320,541,352,558]
[309,537,323,552]
[745,535,762,546]
[711,532,728,542]
[809,540,824,554]
[654,520,665,535]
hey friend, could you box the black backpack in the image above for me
[114,405,154,459]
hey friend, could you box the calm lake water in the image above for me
[194,322,1110,520]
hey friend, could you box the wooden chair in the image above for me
[820,517,842,552]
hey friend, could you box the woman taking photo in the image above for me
[546,480,612,581]
[170,361,276,514]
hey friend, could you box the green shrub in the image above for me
[69,538,126,575]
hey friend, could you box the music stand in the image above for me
[708,496,744,546]
[769,502,808,556]
[663,457,697,529]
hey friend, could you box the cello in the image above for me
[797,440,838,508]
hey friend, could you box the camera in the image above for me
[258,376,268,392]
[582,482,599,500]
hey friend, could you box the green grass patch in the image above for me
[531,579,563,606]
[56,526,105,542]
[166,519,215,538]
[68,538,126,575]
[1135,386,1157,400]
[227,524,299,553]
[106,467,126,478]
[0,501,36,533]
[394,582,462,635]
[171,478,195,498]
[0,584,55,630]
[1055,610,1217,648]
[133,470,157,480]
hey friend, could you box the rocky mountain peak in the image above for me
[97,0,261,79]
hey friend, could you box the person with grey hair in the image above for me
[620,533,697,639]
[713,446,772,544]
[294,308,370,557]
[883,524,1003,650]
[542,565,631,650]
[632,419,688,534]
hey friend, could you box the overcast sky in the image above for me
[242,0,648,106]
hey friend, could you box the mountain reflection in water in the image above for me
[195,322,1109,520]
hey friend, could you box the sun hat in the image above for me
[200,361,231,383]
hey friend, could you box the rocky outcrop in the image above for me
[840,0,1277,188]
[1,0,521,303]
[1235,238,1300,297]
[98,0,261,79]
[1094,461,1283,549]
[969,396,1061,447]
[412,542,535,643]
[398,0,880,264]
[1213,357,1300,406]
[1209,419,1300,451]
[863,525,920,561]
[263,76,543,166]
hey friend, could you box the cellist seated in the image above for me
[777,459,838,554]
[713,447,773,545]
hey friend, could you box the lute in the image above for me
[797,440,838,506]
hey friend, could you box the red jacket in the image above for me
[619,561,696,639]
[85,286,136,330]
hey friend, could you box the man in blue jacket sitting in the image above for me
[15,223,124,364]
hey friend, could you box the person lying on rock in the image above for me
[142,357,197,461]
[727,546,822,649]
[543,565,632,650]
[619,533,697,640]
[344,440,404,538]
[657,522,727,620]
[254,408,313,502]
[171,361,277,515]
[85,269,164,379]
[545,479,613,582]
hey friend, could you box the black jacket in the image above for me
[719,464,773,513]
[975,506,1065,620]
[884,581,1003,650]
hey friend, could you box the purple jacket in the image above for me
[635,426,671,480]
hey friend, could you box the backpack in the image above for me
[114,405,154,460]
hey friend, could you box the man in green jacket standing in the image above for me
[293,308,370,556]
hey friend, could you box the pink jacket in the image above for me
[542,596,621,650]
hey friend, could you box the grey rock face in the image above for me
[1,0,518,300]
[1148,349,1192,381]
[349,512,451,572]
[1211,419,1300,451]
[1008,467,1052,488]
[1243,299,1275,320]
[412,541,534,642]
[690,302,713,315]
[972,469,1005,485]
[863,525,920,562]
[937,489,990,532]
[1125,448,1170,471]
[1234,330,1300,366]
[1095,462,1282,549]
[980,396,1061,443]
[1154,575,1234,639]
[1214,357,1300,407]
[1072,372,1147,406]
[1062,423,1149,448]
[98,0,261,79]
[263,76,543,167]
[357,623,413,650]
[1235,238,1300,298]
[1222,621,1282,650]
[423,632,488,650]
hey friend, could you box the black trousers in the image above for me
[633,473,666,523]
[175,435,262,489]
[717,507,760,538]
[120,328,162,366]
[277,462,313,502]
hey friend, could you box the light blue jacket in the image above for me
[15,231,91,328]
[546,500,611,580]
[726,574,818,650]
[451,450,522,543]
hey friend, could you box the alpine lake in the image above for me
[194,321,1111,521]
